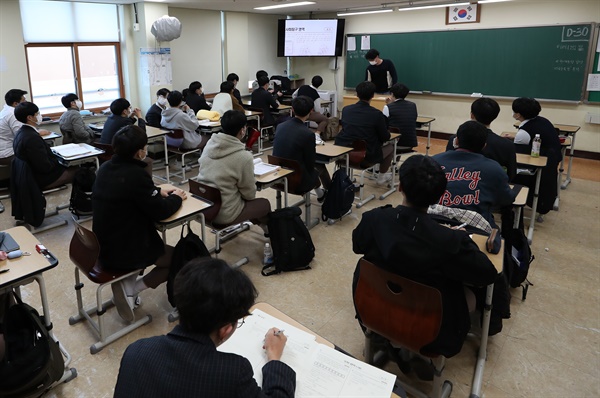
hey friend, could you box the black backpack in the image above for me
[321,168,354,221]
[0,292,64,398]
[69,167,95,218]
[167,223,211,307]
[263,207,314,276]
[504,228,535,300]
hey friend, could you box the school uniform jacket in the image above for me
[251,87,279,126]
[186,92,211,114]
[145,103,163,128]
[92,155,181,271]
[13,124,64,189]
[114,325,296,398]
[336,101,390,165]
[433,150,516,228]
[352,205,497,357]
[273,117,319,193]
[445,128,517,181]
[385,99,418,148]
[100,114,146,144]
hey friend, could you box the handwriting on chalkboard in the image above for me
[561,25,590,42]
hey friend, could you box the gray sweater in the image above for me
[160,107,201,149]
[58,108,95,144]
[197,133,256,225]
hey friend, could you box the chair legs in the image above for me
[348,167,376,208]
[207,222,250,267]
[68,268,152,354]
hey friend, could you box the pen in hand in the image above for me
[452,222,468,230]
[274,329,285,336]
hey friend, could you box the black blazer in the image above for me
[186,92,211,114]
[114,325,296,398]
[100,114,146,144]
[13,124,64,189]
[145,104,163,128]
[251,87,279,126]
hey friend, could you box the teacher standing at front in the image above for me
[365,49,398,94]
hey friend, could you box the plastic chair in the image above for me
[354,258,452,398]
[267,155,318,229]
[165,129,201,184]
[188,179,249,267]
[68,220,152,354]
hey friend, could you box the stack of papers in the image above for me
[253,158,280,177]
[218,309,396,398]
[52,143,92,159]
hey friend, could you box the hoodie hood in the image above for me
[160,107,182,125]
[202,132,245,160]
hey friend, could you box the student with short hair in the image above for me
[100,98,146,144]
[365,49,398,94]
[197,110,271,227]
[114,257,295,398]
[160,90,204,150]
[58,93,95,143]
[292,75,329,136]
[352,154,497,359]
[335,81,394,185]
[93,125,186,322]
[273,96,330,200]
[383,83,418,148]
[445,97,517,181]
[226,73,243,105]
[185,81,211,114]
[145,88,170,128]
[251,75,280,127]
[212,81,244,116]
[13,101,77,190]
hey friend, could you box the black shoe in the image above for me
[388,346,411,375]
[316,188,327,203]
[410,357,434,381]
[0,201,4,214]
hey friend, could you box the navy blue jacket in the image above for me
[100,114,146,145]
[251,87,279,126]
[13,125,64,189]
[386,99,418,148]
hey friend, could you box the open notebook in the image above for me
[52,143,92,159]
[218,308,396,398]
[253,158,280,177]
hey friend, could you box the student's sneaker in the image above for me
[111,281,134,322]
[0,200,4,214]
[315,188,327,203]
[376,172,393,186]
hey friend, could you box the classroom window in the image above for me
[25,43,124,116]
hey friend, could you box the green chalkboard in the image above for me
[345,24,594,102]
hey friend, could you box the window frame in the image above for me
[24,42,125,117]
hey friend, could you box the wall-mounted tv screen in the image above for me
[277,19,345,57]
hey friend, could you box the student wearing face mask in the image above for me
[58,93,96,144]
[13,101,78,190]
[146,88,170,128]
[365,49,398,94]
[100,98,146,144]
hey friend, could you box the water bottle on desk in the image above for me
[531,134,541,158]
[263,243,274,267]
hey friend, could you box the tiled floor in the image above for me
[1,136,598,398]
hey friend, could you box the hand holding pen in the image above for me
[263,327,287,361]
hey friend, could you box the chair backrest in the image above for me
[60,127,73,144]
[348,140,368,166]
[90,142,114,163]
[69,221,101,276]
[188,179,222,223]
[267,155,305,195]
[389,126,401,135]
[354,258,443,354]
[167,129,184,139]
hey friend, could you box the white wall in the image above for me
[294,0,600,153]
[0,0,30,99]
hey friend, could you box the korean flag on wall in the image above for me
[447,4,479,24]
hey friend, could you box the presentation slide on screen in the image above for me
[284,19,338,56]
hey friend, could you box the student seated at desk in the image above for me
[383,83,418,148]
[251,70,283,98]
[352,155,497,361]
[145,88,170,128]
[273,96,330,200]
[511,97,562,215]
[197,110,271,228]
[433,121,516,229]
[92,125,186,321]
[58,93,95,144]
[291,75,329,137]
[185,81,211,114]
[114,257,295,398]
[161,90,205,150]
[100,98,146,144]
[227,73,244,106]
[212,81,244,116]
[251,75,280,127]
[335,81,394,186]
[13,101,77,190]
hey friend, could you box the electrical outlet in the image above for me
[133,23,140,32]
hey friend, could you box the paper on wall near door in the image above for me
[347,36,356,51]
[587,74,600,91]
[361,35,371,50]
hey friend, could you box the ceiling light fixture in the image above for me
[337,9,394,16]
[254,1,316,11]
[397,2,470,11]
[477,0,513,3]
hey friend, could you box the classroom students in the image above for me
[273,96,330,199]
[92,125,186,322]
[145,88,170,128]
[251,75,280,127]
[291,75,329,136]
[211,81,244,116]
[197,110,271,228]
[58,93,96,144]
[335,81,393,185]
[365,48,398,94]
[185,81,211,114]
[100,98,146,144]
[383,83,418,149]
[161,90,205,150]
[114,257,295,398]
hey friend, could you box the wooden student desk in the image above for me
[155,184,213,243]
[315,142,353,171]
[256,168,294,210]
[52,142,104,169]
[516,153,548,243]
[0,227,77,389]
[146,126,172,183]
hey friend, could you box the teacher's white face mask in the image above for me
[369,61,377,66]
